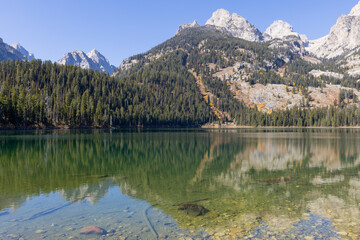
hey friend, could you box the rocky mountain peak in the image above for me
[0,38,26,62]
[264,20,308,45]
[89,48,99,54]
[57,51,91,69]
[307,2,360,59]
[349,1,360,16]
[175,20,200,35]
[87,49,101,60]
[72,50,87,57]
[265,20,294,38]
[11,43,35,61]
[206,9,232,26]
[57,49,116,74]
[205,8,263,42]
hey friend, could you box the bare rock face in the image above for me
[87,49,116,74]
[309,69,344,79]
[80,226,106,235]
[57,49,116,74]
[11,43,35,61]
[264,20,308,45]
[268,36,308,57]
[205,9,263,42]
[175,20,200,35]
[262,20,310,56]
[307,1,360,59]
[57,50,92,69]
[350,1,360,16]
[0,38,26,61]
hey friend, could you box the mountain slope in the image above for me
[115,26,295,76]
[11,43,35,60]
[171,9,311,60]
[205,9,263,42]
[176,20,199,35]
[264,20,308,45]
[116,26,299,118]
[307,2,360,59]
[0,52,214,128]
[113,24,360,124]
[0,38,26,62]
[57,49,116,74]
[4,5,360,128]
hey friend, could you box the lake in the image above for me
[0,129,360,239]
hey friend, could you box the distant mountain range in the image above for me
[175,2,360,61]
[3,2,360,128]
[0,39,115,74]
[112,1,360,117]
[56,49,116,75]
[2,2,360,73]
[11,43,35,61]
[0,39,33,62]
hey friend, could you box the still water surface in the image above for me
[1,129,360,239]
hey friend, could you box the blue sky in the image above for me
[0,0,358,66]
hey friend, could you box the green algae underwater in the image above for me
[0,129,360,239]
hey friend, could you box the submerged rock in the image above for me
[260,177,291,184]
[178,204,209,216]
[7,234,19,239]
[80,225,106,235]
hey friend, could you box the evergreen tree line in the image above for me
[1,48,360,128]
[0,52,213,128]
[237,106,360,127]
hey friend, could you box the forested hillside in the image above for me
[1,26,360,128]
[0,55,212,128]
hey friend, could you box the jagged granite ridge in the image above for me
[11,43,35,60]
[57,49,116,74]
[0,38,26,62]
[307,1,360,59]
[205,9,263,42]
[176,20,200,35]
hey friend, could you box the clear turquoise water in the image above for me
[0,129,360,239]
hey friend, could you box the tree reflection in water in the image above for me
[1,129,360,238]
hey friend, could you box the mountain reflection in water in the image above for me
[0,129,360,239]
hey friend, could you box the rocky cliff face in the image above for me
[87,49,116,74]
[307,2,360,59]
[264,20,308,45]
[0,38,26,62]
[57,49,116,74]
[263,20,309,56]
[176,20,200,35]
[11,43,35,60]
[183,10,309,57]
[176,2,360,61]
[205,9,263,42]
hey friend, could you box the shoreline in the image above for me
[201,123,360,129]
[1,125,360,130]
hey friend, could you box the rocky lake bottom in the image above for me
[1,129,360,239]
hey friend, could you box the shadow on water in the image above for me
[1,128,360,238]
